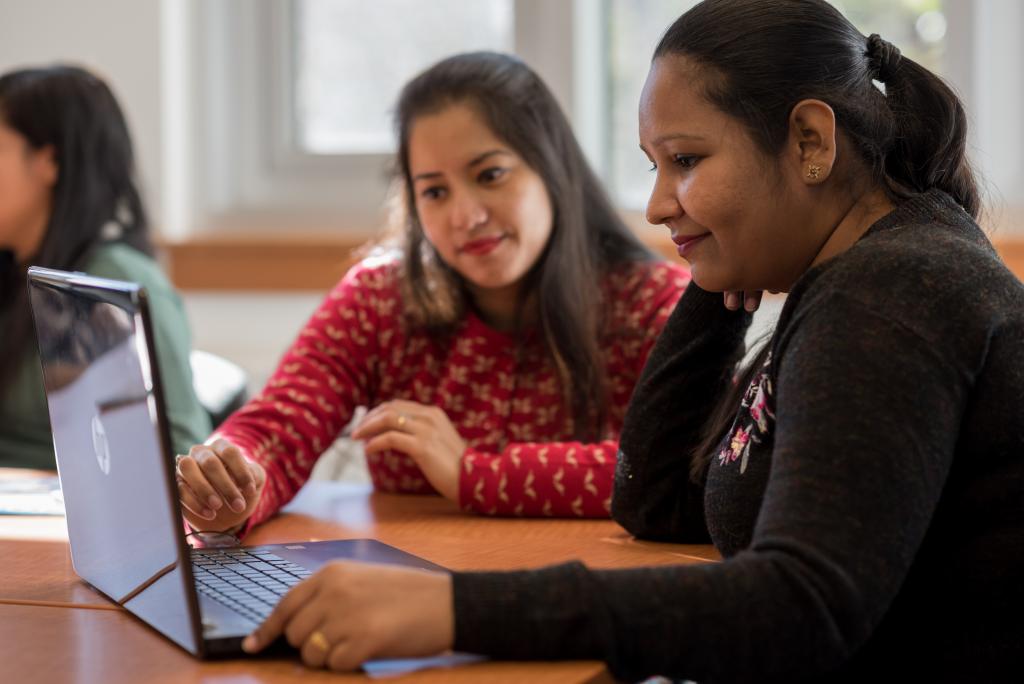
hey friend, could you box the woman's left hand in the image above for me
[351,400,466,501]
[723,290,763,312]
[241,561,454,670]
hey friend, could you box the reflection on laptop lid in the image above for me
[27,267,447,658]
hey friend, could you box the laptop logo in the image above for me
[91,414,112,475]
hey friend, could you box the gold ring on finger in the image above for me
[396,413,408,429]
[308,630,330,652]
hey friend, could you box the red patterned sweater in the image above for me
[215,257,688,524]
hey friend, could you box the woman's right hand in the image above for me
[176,438,266,532]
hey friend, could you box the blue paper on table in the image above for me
[363,652,486,678]
[0,475,65,515]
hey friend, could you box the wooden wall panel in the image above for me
[997,239,1024,282]
[162,234,371,291]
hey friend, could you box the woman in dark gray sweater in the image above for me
[242,1,1023,680]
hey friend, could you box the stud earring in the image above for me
[806,164,822,180]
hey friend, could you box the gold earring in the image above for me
[806,164,822,180]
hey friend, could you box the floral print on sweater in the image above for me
[718,351,775,474]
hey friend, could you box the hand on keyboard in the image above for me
[241,560,454,671]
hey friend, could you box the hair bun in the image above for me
[866,33,902,82]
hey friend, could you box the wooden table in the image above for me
[0,471,717,683]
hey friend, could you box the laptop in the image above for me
[26,266,446,657]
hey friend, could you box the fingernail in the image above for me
[245,482,257,496]
[726,293,739,310]
[241,635,257,652]
[744,296,759,312]
[201,508,215,520]
[231,498,246,512]
[208,495,223,510]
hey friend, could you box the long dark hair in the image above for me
[394,51,655,440]
[0,65,153,388]
[652,0,981,478]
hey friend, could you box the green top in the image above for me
[0,243,211,469]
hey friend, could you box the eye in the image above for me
[420,186,446,201]
[478,167,507,183]
[673,154,700,169]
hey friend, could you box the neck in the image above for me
[467,282,530,333]
[808,186,895,273]
[11,212,50,265]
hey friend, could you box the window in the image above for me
[834,0,947,73]
[190,0,572,232]
[606,0,701,211]
[293,0,514,155]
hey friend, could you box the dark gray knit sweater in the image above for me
[451,190,1024,682]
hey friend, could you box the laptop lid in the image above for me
[27,266,206,656]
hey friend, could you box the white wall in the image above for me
[182,292,322,392]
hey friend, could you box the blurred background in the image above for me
[1,0,1022,391]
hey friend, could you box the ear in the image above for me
[786,99,837,186]
[30,144,59,188]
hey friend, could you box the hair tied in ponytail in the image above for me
[866,34,902,83]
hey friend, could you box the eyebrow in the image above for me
[639,132,708,154]
[412,149,511,182]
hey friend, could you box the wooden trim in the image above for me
[160,233,372,291]
[161,231,1024,291]
[997,239,1024,282]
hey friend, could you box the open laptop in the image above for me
[26,266,446,657]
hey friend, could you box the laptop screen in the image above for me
[27,267,202,655]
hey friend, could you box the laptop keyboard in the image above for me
[191,547,314,624]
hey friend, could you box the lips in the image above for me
[671,232,710,258]
[460,234,506,256]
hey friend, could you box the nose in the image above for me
[449,187,489,232]
[645,171,682,226]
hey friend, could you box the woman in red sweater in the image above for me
[176,51,688,533]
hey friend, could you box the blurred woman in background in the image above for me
[0,64,209,468]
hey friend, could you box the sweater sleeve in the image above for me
[452,292,972,682]
[215,264,388,529]
[457,261,689,518]
[459,441,618,517]
[612,283,752,542]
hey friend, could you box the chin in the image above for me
[691,267,755,295]
[689,264,728,293]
